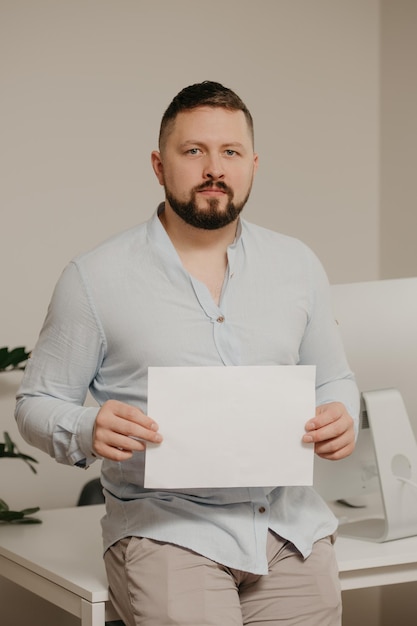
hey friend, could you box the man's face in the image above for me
[152,107,258,230]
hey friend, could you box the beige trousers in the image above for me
[104,531,342,626]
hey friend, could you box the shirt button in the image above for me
[258,506,266,514]
[216,316,225,323]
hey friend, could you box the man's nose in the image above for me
[203,154,225,180]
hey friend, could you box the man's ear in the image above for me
[253,152,259,174]
[151,151,164,186]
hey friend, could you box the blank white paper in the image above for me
[145,365,316,489]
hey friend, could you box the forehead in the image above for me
[167,106,252,146]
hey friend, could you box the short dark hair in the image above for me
[159,81,254,150]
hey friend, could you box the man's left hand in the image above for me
[303,402,355,460]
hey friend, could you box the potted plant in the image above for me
[0,346,41,523]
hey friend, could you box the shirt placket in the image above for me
[189,245,241,366]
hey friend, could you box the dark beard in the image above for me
[165,181,249,230]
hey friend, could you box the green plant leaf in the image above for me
[0,505,41,524]
[20,507,40,515]
[0,346,31,371]
[4,431,15,454]
[0,510,24,521]
[0,432,38,473]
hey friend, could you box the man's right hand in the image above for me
[93,399,163,461]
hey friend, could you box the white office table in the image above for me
[0,505,118,626]
[1,504,417,625]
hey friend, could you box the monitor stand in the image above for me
[338,388,417,542]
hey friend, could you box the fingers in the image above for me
[303,402,355,460]
[312,434,355,461]
[93,400,163,462]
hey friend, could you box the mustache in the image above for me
[194,181,232,194]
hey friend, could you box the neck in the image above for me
[159,202,237,305]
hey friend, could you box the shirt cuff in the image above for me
[73,406,101,467]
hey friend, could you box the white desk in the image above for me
[0,505,119,626]
[331,496,417,590]
[1,504,417,625]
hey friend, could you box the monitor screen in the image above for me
[313,277,417,503]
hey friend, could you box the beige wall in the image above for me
[380,0,417,278]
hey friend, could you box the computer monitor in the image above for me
[313,277,417,504]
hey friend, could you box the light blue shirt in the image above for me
[16,205,359,575]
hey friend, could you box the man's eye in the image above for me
[225,149,237,156]
[187,148,200,155]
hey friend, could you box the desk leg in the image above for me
[81,598,106,626]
